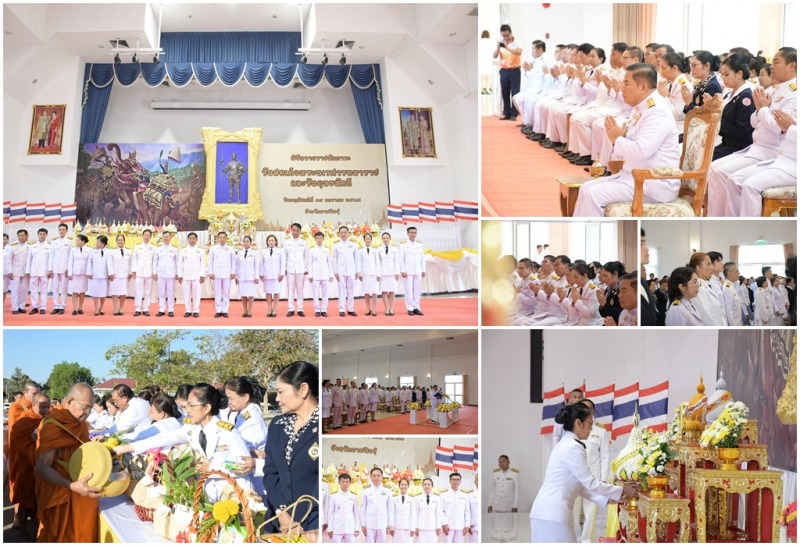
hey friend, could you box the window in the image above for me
[399,375,415,388]
[444,374,464,405]
[365,377,378,387]
[738,244,785,278]
[645,247,659,278]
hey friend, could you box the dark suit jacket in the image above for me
[684,74,722,114]
[713,87,756,160]
[411,391,418,403]
[421,390,427,404]
[640,277,657,326]
[655,289,668,326]
[263,412,319,531]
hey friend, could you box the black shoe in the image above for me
[215,313,221,318]
[287,311,295,317]
[184,312,191,318]
[60,308,66,314]
[12,310,19,314]
[321,312,328,317]
[51,309,59,315]
[340,312,345,317]
[143,311,150,316]
[554,144,567,153]
[315,311,321,317]
[30,308,38,315]
[530,133,545,141]
[72,310,78,316]
[414,309,424,316]
[193,312,199,318]
[538,138,551,146]
[222,313,228,318]
[347,311,357,317]
[408,311,415,316]
[168,312,174,317]
[509,115,517,121]
[543,140,561,149]
[584,167,592,173]
[297,311,305,317]
[78,309,84,315]
[156,311,165,317]
[574,156,593,166]
[499,115,512,120]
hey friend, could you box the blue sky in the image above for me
[3,329,221,384]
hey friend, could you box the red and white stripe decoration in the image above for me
[386,201,477,224]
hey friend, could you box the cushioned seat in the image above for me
[761,185,797,217]
[605,198,697,217]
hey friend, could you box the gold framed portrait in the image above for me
[198,127,264,221]
[28,104,66,155]
[399,106,436,158]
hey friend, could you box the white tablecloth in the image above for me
[99,496,166,543]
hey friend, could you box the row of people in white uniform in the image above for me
[322,382,419,429]
[321,469,479,543]
[4,224,427,318]
[664,252,789,326]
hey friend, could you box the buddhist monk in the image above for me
[35,382,102,542]
[10,392,51,541]
[6,381,41,529]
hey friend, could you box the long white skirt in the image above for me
[262,278,281,295]
[108,276,128,296]
[530,518,576,543]
[87,278,109,298]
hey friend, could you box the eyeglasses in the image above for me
[186,402,208,409]
[690,62,703,68]
[74,400,93,414]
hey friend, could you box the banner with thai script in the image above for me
[323,437,438,472]
[259,144,389,230]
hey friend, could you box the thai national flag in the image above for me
[401,203,420,223]
[3,201,10,224]
[43,203,61,223]
[435,202,456,222]
[472,443,479,471]
[454,200,479,221]
[612,382,639,439]
[25,202,45,223]
[540,385,565,435]
[60,203,77,224]
[435,446,454,472]
[9,202,26,223]
[453,445,474,470]
[586,383,615,429]
[387,204,404,225]
[419,202,438,223]
[639,380,669,433]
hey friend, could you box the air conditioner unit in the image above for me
[149,101,311,111]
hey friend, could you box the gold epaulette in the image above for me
[672,299,681,306]
[493,467,501,472]
[182,417,193,425]
[242,411,251,421]
[511,468,519,473]
[216,420,234,431]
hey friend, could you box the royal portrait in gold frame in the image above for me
[28,104,66,155]
[399,107,436,158]
[198,127,264,221]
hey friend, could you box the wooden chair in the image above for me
[761,187,797,216]
[604,94,723,217]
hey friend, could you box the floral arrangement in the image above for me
[101,433,124,451]
[161,448,197,507]
[197,499,247,543]
[780,501,797,541]
[699,401,750,448]
[637,430,677,478]
[424,400,431,407]
[437,402,462,412]
[407,402,422,411]
[666,407,682,443]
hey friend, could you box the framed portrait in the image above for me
[198,127,264,222]
[28,104,66,155]
[399,106,436,158]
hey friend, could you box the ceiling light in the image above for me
[272,14,278,18]
[153,54,160,64]
[114,53,121,64]
[358,45,365,49]
[98,45,105,49]
[132,53,139,64]
[449,32,456,37]
[32,79,38,85]
[5,30,12,35]
[321,53,329,66]
[428,79,433,85]
[339,54,346,65]
[300,55,307,64]
[446,337,455,340]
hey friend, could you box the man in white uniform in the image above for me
[177,231,205,318]
[26,228,51,314]
[439,472,470,543]
[721,262,744,326]
[208,232,235,318]
[48,223,72,314]
[284,223,308,317]
[333,226,359,317]
[153,230,179,317]
[9,229,31,314]
[400,226,426,316]
[131,228,156,316]
[488,455,520,542]
[360,468,393,543]
[326,473,360,543]
[574,63,681,216]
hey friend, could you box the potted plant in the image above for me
[637,430,677,498]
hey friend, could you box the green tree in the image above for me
[46,362,96,399]
[4,367,33,400]
[105,330,196,391]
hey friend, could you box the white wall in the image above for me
[481,329,718,515]
[643,220,797,277]
[324,338,479,405]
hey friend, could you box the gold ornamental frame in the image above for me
[198,127,264,221]
[398,106,437,158]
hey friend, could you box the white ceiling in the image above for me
[155,3,313,33]
[322,329,478,356]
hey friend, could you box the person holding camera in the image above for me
[493,24,523,121]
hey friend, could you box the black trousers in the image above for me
[499,67,521,116]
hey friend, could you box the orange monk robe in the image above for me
[5,398,32,501]
[35,406,99,543]
[8,408,43,510]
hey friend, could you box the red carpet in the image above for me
[481,115,589,217]
[3,295,478,327]
[324,406,478,436]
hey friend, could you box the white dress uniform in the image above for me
[490,467,520,542]
[574,90,682,216]
[345,388,358,425]
[770,285,786,326]
[665,298,705,326]
[321,387,332,419]
[738,281,752,322]
[153,243,179,312]
[127,415,253,501]
[391,493,417,543]
[737,124,797,216]
[114,397,153,440]
[178,244,206,313]
[331,385,344,427]
[514,53,554,124]
[219,401,267,495]
[468,486,480,543]
[439,487,470,543]
[326,490,360,543]
[235,248,260,298]
[308,244,333,313]
[580,424,611,543]
[416,492,442,542]
[378,243,400,292]
[755,287,774,325]
[696,277,727,326]
[131,242,156,312]
[260,246,285,295]
[108,247,131,296]
[530,431,622,543]
[358,246,379,295]
[358,389,369,418]
[86,247,110,298]
[663,74,694,134]
[564,281,603,326]
[10,242,31,311]
[49,235,72,310]
[707,78,797,216]
[400,239,426,312]
[572,68,628,158]
[360,485,394,543]
[283,236,309,312]
[25,240,51,311]
[127,416,182,442]
[208,243,236,313]
[3,243,11,295]
[509,273,538,324]
[369,388,379,412]
[721,279,744,326]
[523,274,569,326]
[617,307,638,326]
[333,239,359,312]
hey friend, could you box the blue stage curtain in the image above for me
[324,65,350,88]
[141,63,168,86]
[350,65,385,144]
[113,63,140,86]
[165,63,194,87]
[192,63,216,86]
[270,63,297,87]
[160,32,300,63]
[297,64,325,87]
[244,63,270,86]
[216,62,246,86]
[80,64,113,144]
[88,64,115,87]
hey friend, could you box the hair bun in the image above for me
[554,406,570,424]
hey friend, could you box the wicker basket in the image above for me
[134,503,157,522]
[133,452,174,522]
[190,471,256,543]
[256,494,318,543]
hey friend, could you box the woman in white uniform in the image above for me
[358,232,380,316]
[321,380,332,432]
[665,266,705,326]
[108,234,131,316]
[530,402,636,542]
[753,276,774,326]
[86,235,110,316]
[235,236,260,318]
[260,234,284,318]
[377,232,400,316]
[221,376,269,496]
[126,392,183,441]
[391,477,416,543]
[689,252,723,325]
[114,383,254,501]
[67,234,90,315]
